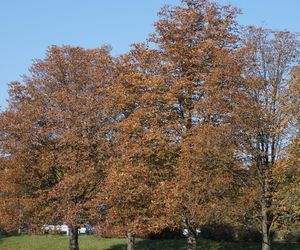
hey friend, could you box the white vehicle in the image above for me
[42,224,67,234]
[42,224,93,235]
[61,225,69,234]
[182,228,201,236]
[78,227,87,234]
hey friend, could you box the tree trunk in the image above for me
[127,231,135,250]
[261,195,273,250]
[186,231,197,250]
[262,208,271,250]
[69,226,79,250]
[260,163,273,250]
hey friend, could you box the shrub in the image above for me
[235,227,262,243]
[283,229,300,243]
[146,228,184,240]
[201,224,235,242]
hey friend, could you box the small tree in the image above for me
[238,27,300,250]
[272,67,300,234]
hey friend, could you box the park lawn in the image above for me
[1,235,300,250]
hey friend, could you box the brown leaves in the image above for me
[0,45,116,230]
[0,1,299,244]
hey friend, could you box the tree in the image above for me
[272,66,300,233]
[147,1,244,249]
[238,27,300,250]
[101,44,173,250]
[103,1,245,249]
[0,45,115,250]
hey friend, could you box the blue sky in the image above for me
[0,0,299,109]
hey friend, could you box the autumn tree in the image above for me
[147,1,245,249]
[101,44,174,250]
[103,1,246,250]
[272,66,300,235]
[237,27,300,250]
[0,45,115,250]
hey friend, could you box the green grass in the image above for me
[1,235,300,250]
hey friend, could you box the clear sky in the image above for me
[0,0,299,109]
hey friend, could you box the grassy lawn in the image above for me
[1,235,300,250]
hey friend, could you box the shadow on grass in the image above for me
[103,239,247,250]
[0,232,17,246]
[104,239,300,250]
[104,239,186,250]
[1,235,300,250]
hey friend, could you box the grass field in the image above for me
[1,235,300,250]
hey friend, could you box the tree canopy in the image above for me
[0,1,299,250]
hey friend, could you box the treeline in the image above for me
[0,1,299,250]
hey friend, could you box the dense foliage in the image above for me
[0,1,299,250]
